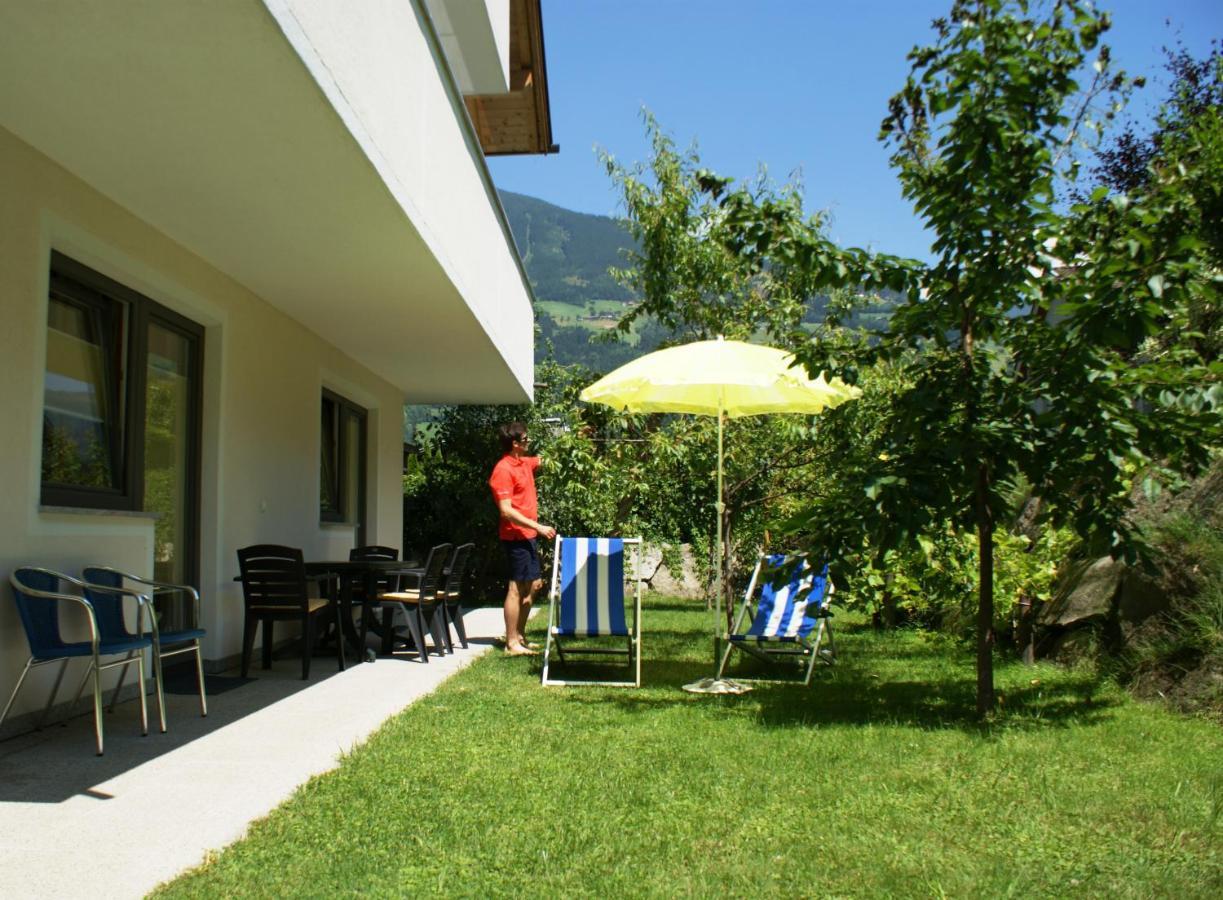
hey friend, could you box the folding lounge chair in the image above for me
[715,553,835,685]
[542,536,642,687]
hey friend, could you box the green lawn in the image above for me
[157,602,1221,898]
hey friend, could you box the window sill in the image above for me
[40,505,161,520]
[320,520,357,530]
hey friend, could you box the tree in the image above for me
[606,0,1220,715]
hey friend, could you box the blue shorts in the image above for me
[503,538,541,583]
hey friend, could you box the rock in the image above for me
[1117,567,1171,623]
[1039,556,1124,627]
[1046,627,1100,665]
[639,543,704,600]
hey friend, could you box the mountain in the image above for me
[497,190,899,370]
[499,190,636,307]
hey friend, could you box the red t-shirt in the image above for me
[488,454,541,540]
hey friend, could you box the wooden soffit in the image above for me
[463,0,556,156]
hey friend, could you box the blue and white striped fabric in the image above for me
[554,537,628,637]
[733,555,829,643]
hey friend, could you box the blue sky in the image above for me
[489,0,1221,262]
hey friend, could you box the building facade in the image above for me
[0,0,552,728]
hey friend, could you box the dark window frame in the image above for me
[40,253,204,585]
[320,389,367,546]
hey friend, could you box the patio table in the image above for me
[305,560,421,660]
[234,559,421,664]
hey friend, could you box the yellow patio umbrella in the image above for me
[579,337,860,670]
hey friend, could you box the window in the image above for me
[320,389,367,544]
[42,265,132,504]
[41,253,204,586]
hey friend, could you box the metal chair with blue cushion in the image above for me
[542,536,642,687]
[715,552,836,686]
[83,566,207,731]
[1,567,158,755]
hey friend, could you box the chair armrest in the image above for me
[10,569,146,645]
[83,566,184,631]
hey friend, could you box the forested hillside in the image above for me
[499,190,635,306]
[500,190,896,370]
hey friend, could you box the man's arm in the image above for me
[497,498,556,540]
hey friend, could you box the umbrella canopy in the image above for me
[579,337,860,681]
[579,338,860,417]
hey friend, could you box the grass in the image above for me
[156,602,1221,898]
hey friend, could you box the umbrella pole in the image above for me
[714,405,724,666]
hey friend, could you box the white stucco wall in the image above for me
[0,126,406,722]
[266,0,534,395]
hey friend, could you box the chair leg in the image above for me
[0,658,34,734]
[437,604,455,653]
[151,642,167,733]
[40,658,71,729]
[262,618,274,670]
[108,652,134,712]
[359,598,372,659]
[66,660,94,727]
[241,613,257,678]
[90,653,104,756]
[136,648,149,737]
[301,614,313,680]
[400,603,427,663]
[449,603,468,649]
[193,642,208,717]
[380,606,394,656]
[334,604,346,672]
[426,604,447,656]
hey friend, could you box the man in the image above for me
[488,421,556,656]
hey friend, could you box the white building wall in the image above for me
[267,0,535,394]
[0,126,406,722]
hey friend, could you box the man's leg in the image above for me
[516,579,539,646]
[504,579,526,651]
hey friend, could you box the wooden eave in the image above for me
[463,0,556,156]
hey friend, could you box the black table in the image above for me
[305,560,421,662]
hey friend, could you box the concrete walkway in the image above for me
[0,607,506,898]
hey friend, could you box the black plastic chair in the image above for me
[349,545,400,657]
[237,545,345,679]
[380,543,451,662]
[438,543,475,651]
[82,567,208,730]
[2,568,158,755]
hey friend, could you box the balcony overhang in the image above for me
[463,0,557,156]
[0,0,535,404]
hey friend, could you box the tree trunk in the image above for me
[882,572,897,628]
[975,462,996,716]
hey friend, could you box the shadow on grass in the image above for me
[539,620,1120,734]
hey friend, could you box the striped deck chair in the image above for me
[715,553,835,685]
[542,536,642,687]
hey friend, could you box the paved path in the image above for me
[0,607,506,898]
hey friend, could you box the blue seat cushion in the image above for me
[155,628,206,645]
[33,635,152,660]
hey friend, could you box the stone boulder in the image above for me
[1039,556,1124,627]
[639,543,705,600]
[1117,566,1172,623]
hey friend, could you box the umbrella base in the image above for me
[681,676,751,695]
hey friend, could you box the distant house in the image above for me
[0,0,553,723]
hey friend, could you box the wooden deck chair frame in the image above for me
[715,552,836,686]
[542,536,642,687]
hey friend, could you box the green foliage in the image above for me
[602,2,1221,716]
[1114,470,1223,717]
